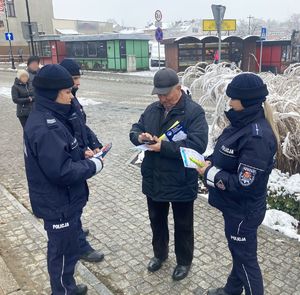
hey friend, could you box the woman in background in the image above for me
[11,69,34,128]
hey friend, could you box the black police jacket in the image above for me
[23,96,97,221]
[204,105,277,218]
[130,92,208,202]
[71,89,102,150]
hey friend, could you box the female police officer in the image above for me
[24,64,104,294]
[197,73,279,295]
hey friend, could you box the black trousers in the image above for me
[44,214,80,295]
[18,116,28,129]
[223,211,266,295]
[147,197,194,266]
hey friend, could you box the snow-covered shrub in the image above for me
[267,169,300,221]
[181,63,300,175]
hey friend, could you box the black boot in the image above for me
[207,288,230,295]
[74,284,88,295]
[147,257,167,272]
[172,264,191,281]
[80,249,104,262]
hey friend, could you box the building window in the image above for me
[74,42,85,57]
[87,42,97,57]
[41,41,51,57]
[97,41,107,58]
[6,0,16,17]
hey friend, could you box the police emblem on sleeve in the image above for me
[239,165,257,186]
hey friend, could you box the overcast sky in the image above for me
[52,0,300,27]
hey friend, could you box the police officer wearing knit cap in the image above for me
[24,64,104,295]
[60,58,103,153]
[130,68,208,281]
[197,73,278,295]
[60,58,105,263]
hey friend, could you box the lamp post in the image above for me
[4,0,15,69]
[25,0,35,55]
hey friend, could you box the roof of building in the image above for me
[60,33,151,42]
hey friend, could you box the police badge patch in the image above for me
[239,164,257,186]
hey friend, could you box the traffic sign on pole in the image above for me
[260,27,267,40]
[155,27,163,42]
[5,32,14,41]
[155,10,162,22]
[155,21,162,28]
[211,4,226,27]
[259,27,267,73]
[211,4,226,63]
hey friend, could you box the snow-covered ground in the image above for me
[0,87,11,97]
[263,209,300,241]
[77,97,102,106]
[0,86,101,107]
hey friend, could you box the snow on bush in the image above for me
[268,169,300,198]
[263,209,300,241]
[181,62,300,175]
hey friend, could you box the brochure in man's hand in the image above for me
[180,147,205,169]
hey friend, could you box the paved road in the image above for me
[0,70,299,295]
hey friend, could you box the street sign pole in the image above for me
[158,41,161,69]
[211,4,226,63]
[25,0,35,55]
[259,27,266,73]
[4,0,15,69]
[155,10,163,69]
[259,40,263,73]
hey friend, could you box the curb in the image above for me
[0,256,24,295]
[0,184,113,295]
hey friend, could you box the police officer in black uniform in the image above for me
[60,58,104,263]
[24,64,104,295]
[197,73,278,295]
[130,68,208,281]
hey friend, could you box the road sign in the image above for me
[155,27,163,42]
[261,27,267,40]
[155,10,162,22]
[211,4,226,26]
[5,32,14,41]
[203,19,236,31]
[211,4,226,63]
[155,21,162,28]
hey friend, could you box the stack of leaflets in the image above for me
[180,147,205,169]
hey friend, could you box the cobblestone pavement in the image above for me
[0,71,299,295]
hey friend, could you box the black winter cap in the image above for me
[60,59,81,76]
[226,73,268,108]
[33,64,74,91]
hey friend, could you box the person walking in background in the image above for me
[11,69,34,128]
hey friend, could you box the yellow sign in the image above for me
[202,19,236,31]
